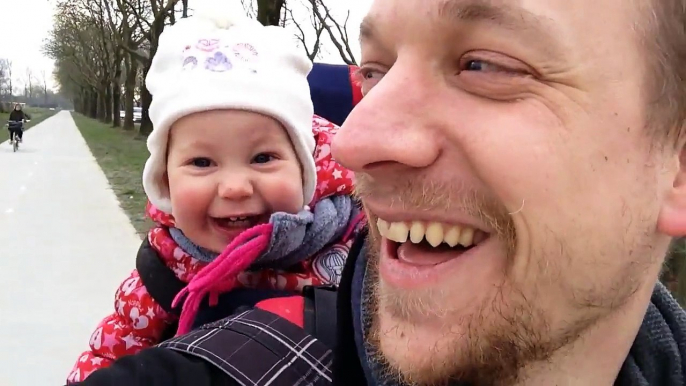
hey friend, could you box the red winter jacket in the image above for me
[66,115,358,383]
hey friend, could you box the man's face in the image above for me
[332,0,681,384]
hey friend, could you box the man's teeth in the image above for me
[377,219,481,247]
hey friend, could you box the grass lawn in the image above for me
[71,113,153,237]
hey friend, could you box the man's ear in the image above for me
[658,145,686,237]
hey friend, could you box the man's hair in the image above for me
[642,0,686,145]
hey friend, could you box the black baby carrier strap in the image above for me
[138,237,343,385]
[158,308,334,385]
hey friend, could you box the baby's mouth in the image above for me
[211,215,268,230]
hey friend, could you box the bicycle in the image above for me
[7,120,24,152]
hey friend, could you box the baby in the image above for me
[67,2,361,382]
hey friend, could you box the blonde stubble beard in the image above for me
[354,173,650,386]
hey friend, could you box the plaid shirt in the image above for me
[159,308,333,386]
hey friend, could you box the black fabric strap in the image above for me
[159,308,334,386]
[303,285,339,351]
[135,237,185,316]
[333,227,369,386]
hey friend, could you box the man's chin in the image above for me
[372,308,460,385]
[371,279,481,385]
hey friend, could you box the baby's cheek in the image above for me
[268,177,305,213]
[168,179,204,218]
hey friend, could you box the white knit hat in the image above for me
[142,0,315,214]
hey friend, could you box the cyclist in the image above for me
[8,104,29,144]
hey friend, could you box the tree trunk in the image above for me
[81,89,88,115]
[89,88,98,119]
[256,0,285,26]
[75,88,84,114]
[139,20,166,137]
[139,79,153,136]
[123,54,137,130]
[97,88,107,121]
[104,84,113,124]
[112,82,121,127]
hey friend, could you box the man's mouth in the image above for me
[376,218,490,268]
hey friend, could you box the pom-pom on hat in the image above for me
[142,0,316,214]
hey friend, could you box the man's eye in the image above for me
[463,60,501,72]
[191,158,212,167]
[460,58,530,76]
[354,66,385,95]
[252,153,274,164]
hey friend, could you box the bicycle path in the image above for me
[0,111,141,386]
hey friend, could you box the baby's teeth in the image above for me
[377,218,389,236]
[443,226,461,247]
[387,222,409,243]
[409,221,426,243]
[425,222,444,247]
[459,227,474,247]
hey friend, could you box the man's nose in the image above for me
[332,62,440,173]
[218,172,254,200]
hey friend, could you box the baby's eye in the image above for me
[252,153,275,164]
[191,157,213,168]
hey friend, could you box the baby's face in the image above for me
[166,109,304,253]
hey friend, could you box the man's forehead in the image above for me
[362,0,550,32]
[358,0,645,66]
[360,0,568,59]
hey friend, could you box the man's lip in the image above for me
[363,201,492,234]
[378,237,491,290]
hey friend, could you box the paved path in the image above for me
[0,111,141,386]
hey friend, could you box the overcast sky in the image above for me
[0,0,56,90]
[0,0,372,92]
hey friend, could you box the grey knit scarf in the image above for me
[170,195,359,269]
[353,246,686,386]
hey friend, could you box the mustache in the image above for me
[354,172,516,241]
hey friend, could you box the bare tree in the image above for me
[50,0,359,133]
[7,59,13,97]
[307,0,357,65]
[25,67,34,100]
[243,0,357,64]
[0,59,10,102]
[45,0,111,118]
[119,0,183,135]
[285,0,325,61]
[40,69,49,105]
[104,0,147,129]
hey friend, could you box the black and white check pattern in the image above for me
[159,308,333,386]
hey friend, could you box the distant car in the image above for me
[49,108,55,111]
[119,108,142,123]
[133,107,142,123]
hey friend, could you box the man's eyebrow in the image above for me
[441,0,567,60]
[437,0,552,33]
[360,0,566,57]
[359,16,375,43]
